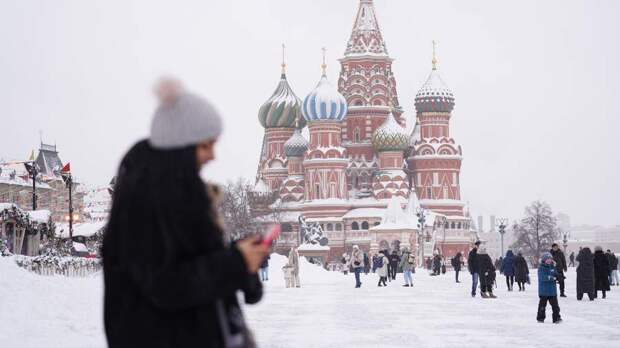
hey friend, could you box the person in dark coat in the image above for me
[432,253,442,276]
[537,252,561,323]
[569,251,575,267]
[260,254,270,281]
[426,257,432,271]
[501,250,516,291]
[451,252,463,283]
[576,247,595,301]
[605,250,618,286]
[513,251,530,291]
[593,246,611,299]
[388,250,401,280]
[363,252,370,275]
[550,243,567,297]
[103,80,269,348]
[476,245,496,298]
[468,241,481,297]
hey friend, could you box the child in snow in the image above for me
[537,252,562,323]
[377,251,389,287]
[282,264,294,288]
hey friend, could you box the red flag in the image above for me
[61,163,71,174]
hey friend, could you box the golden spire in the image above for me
[281,43,287,75]
[321,47,327,76]
[432,40,438,70]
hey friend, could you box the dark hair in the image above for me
[551,243,558,247]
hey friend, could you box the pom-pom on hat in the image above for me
[541,252,553,263]
[149,77,223,150]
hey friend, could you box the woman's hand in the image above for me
[237,235,270,274]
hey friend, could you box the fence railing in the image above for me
[14,255,102,277]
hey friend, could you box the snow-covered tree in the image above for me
[218,178,256,241]
[510,201,559,265]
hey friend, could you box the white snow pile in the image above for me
[0,256,105,348]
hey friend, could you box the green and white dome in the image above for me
[372,113,409,152]
[258,72,305,129]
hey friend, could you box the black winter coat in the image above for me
[576,249,595,295]
[550,249,567,275]
[513,255,529,283]
[477,254,496,277]
[593,250,611,291]
[467,248,478,274]
[103,141,261,348]
[606,253,618,271]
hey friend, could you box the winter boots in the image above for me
[481,292,496,299]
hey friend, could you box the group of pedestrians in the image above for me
[467,241,497,298]
[575,246,616,300]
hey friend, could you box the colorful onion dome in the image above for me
[258,72,305,129]
[284,128,309,157]
[302,74,348,123]
[414,41,455,113]
[372,113,409,152]
[414,69,455,113]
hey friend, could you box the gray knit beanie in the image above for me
[149,78,223,149]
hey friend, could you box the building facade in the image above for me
[253,0,475,263]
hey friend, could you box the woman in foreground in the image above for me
[103,79,268,348]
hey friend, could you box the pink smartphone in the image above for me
[262,225,281,246]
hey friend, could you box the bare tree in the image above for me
[510,201,559,265]
[218,178,255,241]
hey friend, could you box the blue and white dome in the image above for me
[302,74,348,123]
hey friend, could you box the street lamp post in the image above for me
[562,232,568,253]
[60,164,73,240]
[497,218,508,257]
[416,207,426,268]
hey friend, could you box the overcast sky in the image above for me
[1,0,618,226]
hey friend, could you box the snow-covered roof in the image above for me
[344,0,389,57]
[342,208,385,219]
[255,211,301,223]
[72,242,89,253]
[26,210,51,224]
[414,68,455,113]
[252,178,271,194]
[284,129,309,157]
[372,113,409,152]
[0,202,17,211]
[56,221,106,238]
[298,243,330,251]
[305,216,342,223]
[370,197,416,230]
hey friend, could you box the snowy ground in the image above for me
[1,255,619,348]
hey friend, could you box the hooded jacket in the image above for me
[576,248,595,295]
[501,250,515,277]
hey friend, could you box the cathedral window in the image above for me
[374,222,380,226]
[361,221,369,230]
[335,223,343,231]
[355,100,363,106]
[426,187,432,199]
[352,222,360,230]
[451,222,456,229]
[457,222,462,229]
[315,183,321,199]
[326,223,334,231]
[443,186,448,199]
[354,128,361,142]
[281,223,293,232]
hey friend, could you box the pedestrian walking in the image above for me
[569,251,575,267]
[593,246,610,299]
[477,245,497,298]
[400,248,415,287]
[288,247,301,288]
[377,251,389,287]
[363,252,370,275]
[371,253,379,273]
[514,251,530,291]
[576,247,595,301]
[605,250,618,286]
[341,253,350,275]
[260,254,270,281]
[389,250,401,280]
[103,79,268,348]
[350,245,364,288]
[468,241,481,297]
[537,252,562,324]
[451,252,463,283]
[550,243,567,297]
[501,250,516,291]
[432,253,442,276]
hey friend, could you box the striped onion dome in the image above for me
[302,74,347,123]
[284,128,309,157]
[414,69,455,113]
[258,73,305,129]
[372,112,409,152]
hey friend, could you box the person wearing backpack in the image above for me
[451,252,463,283]
[400,247,415,287]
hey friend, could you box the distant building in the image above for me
[0,142,85,223]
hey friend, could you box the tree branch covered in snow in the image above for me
[217,178,257,241]
[510,200,559,265]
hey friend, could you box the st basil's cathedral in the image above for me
[252,0,475,264]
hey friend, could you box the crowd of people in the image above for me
[332,240,619,324]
